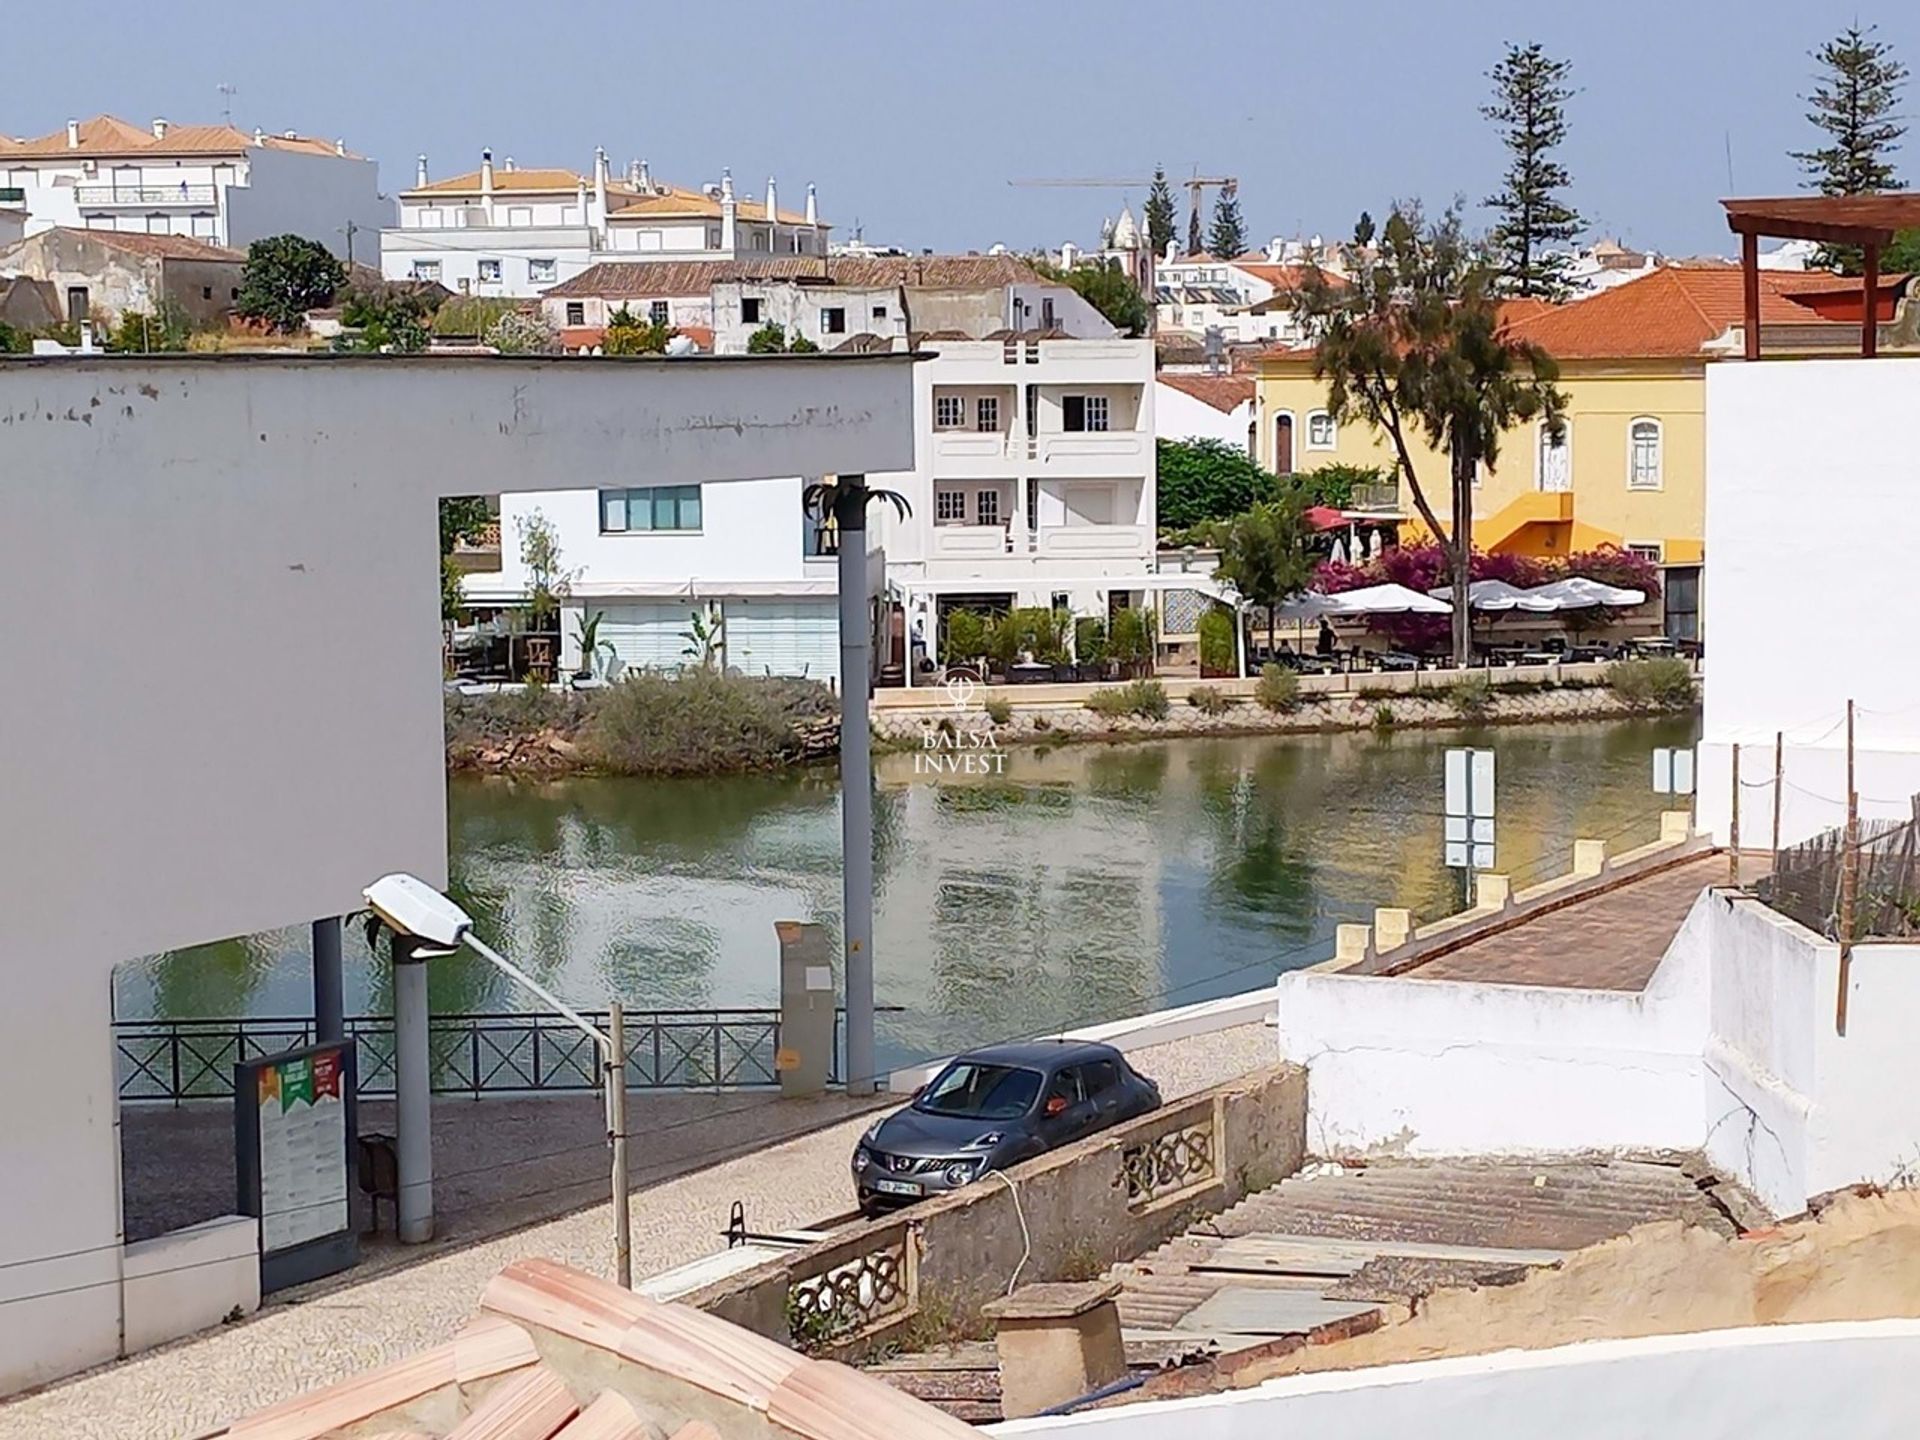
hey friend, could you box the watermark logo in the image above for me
[915,675,1006,777]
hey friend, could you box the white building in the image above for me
[0,115,388,259]
[381,149,829,298]
[1154,253,1337,345]
[473,254,1158,682]
[1155,372,1256,451]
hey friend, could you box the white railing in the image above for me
[931,525,1010,556]
[1039,524,1150,557]
[1038,432,1149,473]
[75,185,218,206]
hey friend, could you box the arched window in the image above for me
[1306,410,1337,450]
[1627,417,1663,490]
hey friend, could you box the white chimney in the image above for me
[253,127,264,145]
[805,182,818,227]
[416,154,429,187]
[503,156,516,172]
[626,159,641,188]
[1061,241,1080,269]
[334,138,345,156]
[719,167,734,203]
[66,118,79,148]
[592,145,609,221]
[576,176,588,223]
[151,118,169,140]
[638,158,652,192]
[719,168,736,254]
[766,175,778,223]
[480,148,495,195]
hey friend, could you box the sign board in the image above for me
[235,1042,358,1292]
[1444,748,1497,870]
[1652,747,1696,795]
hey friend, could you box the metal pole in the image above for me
[391,932,434,1243]
[1728,743,1741,887]
[834,477,877,1095]
[1772,729,1784,867]
[1838,699,1858,1035]
[608,1002,631,1288]
[312,917,345,1045]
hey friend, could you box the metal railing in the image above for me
[114,1008,853,1104]
[75,184,218,206]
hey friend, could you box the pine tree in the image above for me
[1145,166,1177,256]
[1482,41,1583,298]
[1207,184,1247,259]
[1792,25,1908,272]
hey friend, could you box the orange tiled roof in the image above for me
[410,167,593,195]
[545,254,1040,300]
[0,115,350,158]
[1235,262,1347,294]
[1497,264,1854,359]
[1158,372,1254,412]
[609,185,817,227]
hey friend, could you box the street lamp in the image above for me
[361,872,633,1285]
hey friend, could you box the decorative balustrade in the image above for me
[1120,1100,1220,1211]
[785,1221,918,1352]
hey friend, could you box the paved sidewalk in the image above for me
[1,1024,1272,1440]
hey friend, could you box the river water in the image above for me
[116,716,1699,1072]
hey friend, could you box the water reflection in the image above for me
[120,717,1699,1070]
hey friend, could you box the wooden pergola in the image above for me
[1724,195,1920,359]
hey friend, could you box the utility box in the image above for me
[776,921,836,1098]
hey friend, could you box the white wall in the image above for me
[1155,382,1254,448]
[1700,359,1920,847]
[998,1320,1920,1439]
[0,353,914,1394]
[122,1216,259,1353]
[1277,891,1712,1159]
[226,145,392,258]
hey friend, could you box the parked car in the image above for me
[852,1039,1161,1214]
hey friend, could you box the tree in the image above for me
[1793,24,1908,270]
[234,234,344,333]
[1035,256,1149,335]
[1885,228,1920,274]
[744,322,818,353]
[517,510,573,631]
[105,300,193,353]
[1298,203,1566,666]
[440,497,491,555]
[338,283,433,352]
[1145,166,1178,256]
[1483,41,1583,298]
[1156,438,1276,532]
[1207,182,1248,259]
[603,304,675,355]
[484,308,558,354]
[1213,492,1315,657]
[0,320,27,354]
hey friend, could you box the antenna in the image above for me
[218,83,238,126]
[1723,131,1735,193]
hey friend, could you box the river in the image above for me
[115,715,1699,1073]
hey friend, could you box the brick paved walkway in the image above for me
[1405,854,1725,991]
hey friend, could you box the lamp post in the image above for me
[362,873,633,1284]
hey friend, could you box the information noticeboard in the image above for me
[234,1042,359,1292]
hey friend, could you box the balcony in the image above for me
[1036,431,1149,477]
[1039,524,1150,558]
[930,432,1020,476]
[931,525,1010,557]
[75,185,218,207]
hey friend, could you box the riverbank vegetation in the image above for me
[1605,656,1697,712]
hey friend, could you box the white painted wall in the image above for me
[226,145,391,258]
[0,353,914,1394]
[1155,380,1255,448]
[121,1216,259,1353]
[1700,358,1920,847]
[1277,891,1713,1159]
[381,228,598,296]
[998,1320,1920,1439]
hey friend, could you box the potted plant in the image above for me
[944,608,988,678]
[573,609,613,681]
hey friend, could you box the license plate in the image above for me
[873,1177,921,1197]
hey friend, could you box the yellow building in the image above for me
[1254,266,1888,640]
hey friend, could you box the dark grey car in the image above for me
[852,1039,1161,1213]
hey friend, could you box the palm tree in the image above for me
[800,475,912,533]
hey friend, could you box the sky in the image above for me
[11,1,1915,258]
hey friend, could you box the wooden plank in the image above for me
[1193,1234,1564,1276]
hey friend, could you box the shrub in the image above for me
[1254,663,1300,714]
[1087,679,1168,721]
[583,669,835,775]
[1197,608,1237,677]
[1074,617,1110,666]
[1606,656,1696,711]
[1109,607,1157,673]
[984,695,1013,726]
[1447,674,1494,721]
[944,608,989,666]
[1372,703,1397,733]
[1188,686,1236,716]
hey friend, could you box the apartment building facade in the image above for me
[0,115,388,258]
[470,255,1156,683]
[381,148,828,298]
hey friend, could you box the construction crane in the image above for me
[1008,173,1237,255]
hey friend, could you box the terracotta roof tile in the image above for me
[444,1367,576,1440]
[0,115,351,158]
[554,1394,655,1440]
[1498,264,1856,358]
[1236,262,1346,293]
[1158,372,1254,411]
[7,226,243,262]
[410,168,593,195]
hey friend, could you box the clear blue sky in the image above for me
[15,0,1913,256]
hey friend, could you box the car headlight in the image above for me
[853,1148,871,1173]
[943,1160,979,1187]
[964,1132,1003,1150]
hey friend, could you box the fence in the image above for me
[114,1008,852,1104]
[1759,800,1920,941]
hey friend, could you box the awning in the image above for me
[1303,505,1350,532]
[1320,583,1451,616]
[1525,576,1647,609]
[1427,579,1563,613]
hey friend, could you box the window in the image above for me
[507,206,533,227]
[935,395,966,430]
[915,1062,1042,1120]
[1627,417,1663,490]
[741,297,762,324]
[977,490,1000,526]
[565,301,585,326]
[600,485,703,533]
[976,396,1000,432]
[190,212,216,238]
[642,300,667,326]
[1307,411,1336,449]
[1085,1059,1120,1096]
[935,490,966,523]
[1536,420,1572,493]
[1062,395,1110,432]
[871,304,887,320]
[201,286,213,300]
[1027,484,1039,534]
[1041,298,1056,330]
[821,306,846,335]
[1664,566,1700,643]
[411,260,441,282]
[65,286,88,324]
[420,207,444,228]
[476,258,502,283]
[528,257,556,284]
[1627,542,1664,563]
[1273,414,1294,474]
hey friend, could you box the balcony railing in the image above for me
[75,184,218,206]
[1349,481,1402,513]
